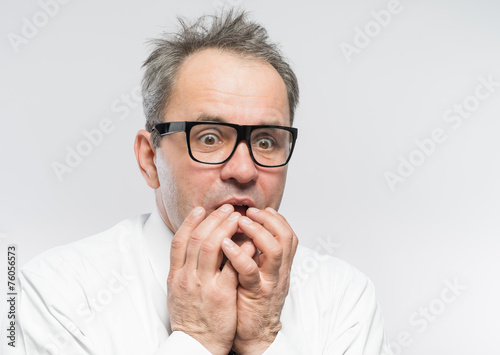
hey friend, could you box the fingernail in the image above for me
[221,204,233,212]
[222,238,234,249]
[266,207,278,214]
[228,212,240,221]
[192,207,204,216]
[240,216,253,225]
[247,207,260,214]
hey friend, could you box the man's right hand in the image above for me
[166,204,241,355]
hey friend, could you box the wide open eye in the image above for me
[200,134,219,146]
[189,124,237,163]
[193,128,225,150]
[256,138,274,150]
[252,128,286,153]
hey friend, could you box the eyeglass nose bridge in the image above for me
[223,124,258,165]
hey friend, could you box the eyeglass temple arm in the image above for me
[154,121,186,136]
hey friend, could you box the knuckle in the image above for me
[189,230,205,244]
[208,208,227,221]
[200,240,216,254]
[216,219,232,233]
[182,215,198,229]
[260,209,273,218]
[254,223,267,235]
[199,213,223,229]
[167,272,190,293]
[243,261,258,275]
[270,246,283,260]
[166,273,175,288]
[171,272,190,291]
[229,244,243,258]
[283,230,294,242]
[170,237,185,250]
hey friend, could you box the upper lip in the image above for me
[219,197,255,208]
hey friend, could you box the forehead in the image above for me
[165,48,290,126]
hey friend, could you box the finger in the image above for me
[218,259,238,289]
[240,239,260,264]
[246,207,294,262]
[185,204,234,269]
[197,212,240,280]
[240,240,257,258]
[237,216,282,280]
[169,206,206,272]
[221,238,260,291]
[268,209,299,261]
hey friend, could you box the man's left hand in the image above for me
[221,207,298,355]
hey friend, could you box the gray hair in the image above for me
[141,10,299,146]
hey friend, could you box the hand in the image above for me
[221,207,298,355]
[167,204,241,355]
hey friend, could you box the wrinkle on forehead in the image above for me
[166,48,290,125]
[194,113,284,127]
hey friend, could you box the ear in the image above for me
[134,130,160,189]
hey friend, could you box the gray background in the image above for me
[1,0,499,353]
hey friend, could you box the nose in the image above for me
[220,141,258,184]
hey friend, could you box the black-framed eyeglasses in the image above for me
[153,121,298,168]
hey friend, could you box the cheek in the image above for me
[174,161,220,214]
[157,141,195,229]
[259,167,288,207]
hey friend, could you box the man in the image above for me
[10,11,388,355]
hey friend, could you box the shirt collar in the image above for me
[143,209,174,296]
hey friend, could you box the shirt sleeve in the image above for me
[325,275,390,355]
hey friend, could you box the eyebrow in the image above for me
[196,114,226,122]
[194,114,286,126]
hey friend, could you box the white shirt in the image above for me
[5,211,389,354]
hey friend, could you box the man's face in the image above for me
[155,49,291,233]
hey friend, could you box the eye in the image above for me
[200,134,219,146]
[256,138,273,150]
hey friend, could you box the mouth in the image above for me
[232,204,249,216]
[231,204,249,234]
[216,198,255,234]
[218,198,255,217]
